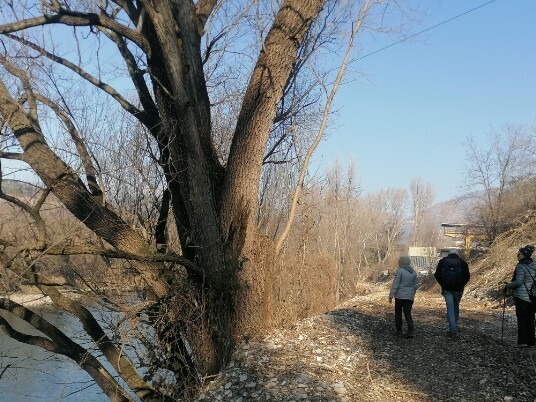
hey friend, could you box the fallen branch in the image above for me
[383,387,428,396]
[0,364,11,380]
[0,239,201,275]
[366,361,373,384]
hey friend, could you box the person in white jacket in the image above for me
[389,256,418,338]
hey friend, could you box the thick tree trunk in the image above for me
[141,1,234,375]
[219,0,325,336]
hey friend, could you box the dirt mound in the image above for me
[467,210,536,300]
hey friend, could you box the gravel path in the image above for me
[196,290,536,401]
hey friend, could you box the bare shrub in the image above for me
[273,252,337,327]
[466,210,536,299]
[354,282,373,295]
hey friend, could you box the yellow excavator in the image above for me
[440,223,488,256]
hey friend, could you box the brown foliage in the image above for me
[272,252,337,328]
[467,210,536,298]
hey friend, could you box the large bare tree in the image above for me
[0,0,404,399]
[463,125,535,238]
[410,177,434,246]
[0,0,365,399]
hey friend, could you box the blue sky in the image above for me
[316,0,536,203]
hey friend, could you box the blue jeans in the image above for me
[443,291,463,332]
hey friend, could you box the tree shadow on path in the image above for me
[328,300,536,401]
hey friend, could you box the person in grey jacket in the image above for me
[506,245,536,347]
[389,256,418,338]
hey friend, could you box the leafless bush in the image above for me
[273,251,337,327]
[466,210,536,299]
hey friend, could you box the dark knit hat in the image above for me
[518,245,535,258]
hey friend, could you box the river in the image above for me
[0,301,126,401]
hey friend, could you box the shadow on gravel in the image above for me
[197,361,345,402]
[196,334,347,401]
[328,306,536,401]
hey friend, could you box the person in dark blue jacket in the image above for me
[434,249,470,337]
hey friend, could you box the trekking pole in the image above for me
[501,287,507,341]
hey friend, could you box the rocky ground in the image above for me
[196,288,536,401]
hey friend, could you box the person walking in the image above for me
[434,249,470,337]
[505,245,536,348]
[389,256,418,338]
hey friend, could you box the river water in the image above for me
[0,304,122,401]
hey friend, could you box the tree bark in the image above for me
[219,0,325,336]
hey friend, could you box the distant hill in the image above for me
[401,194,481,247]
[425,194,480,226]
[1,179,41,198]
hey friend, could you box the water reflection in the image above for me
[0,305,111,401]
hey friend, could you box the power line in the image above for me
[357,0,497,61]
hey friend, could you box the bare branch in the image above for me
[95,28,159,126]
[0,186,48,250]
[44,243,201,275]
[110,1,141,25]
[201,1,253,65]
[195,0,218,34]
[0,363,11,380]
[155,187,170,253]
[0,239,201,276]
[0,10,149,52]
[0,314,64,353]
[0,151,24,160]
[0,54,38,126]
[3,34,148,126]
[35,93,103,197]
[275,1,372,253]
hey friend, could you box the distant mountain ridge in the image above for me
[401,194,482,247]
[426,195,479,225]
[0,179,40,197]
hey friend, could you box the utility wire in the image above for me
[357,0,497,61]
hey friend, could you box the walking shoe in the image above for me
[447,330,459,338]
[403,330,414,338]
[395,329,402,337]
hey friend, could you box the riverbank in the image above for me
[1,290,81,307]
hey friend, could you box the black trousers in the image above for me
[514,297,536,346]
[395,298,414,332]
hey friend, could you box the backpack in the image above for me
[440,259,464,290]
[521,264,536,303]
